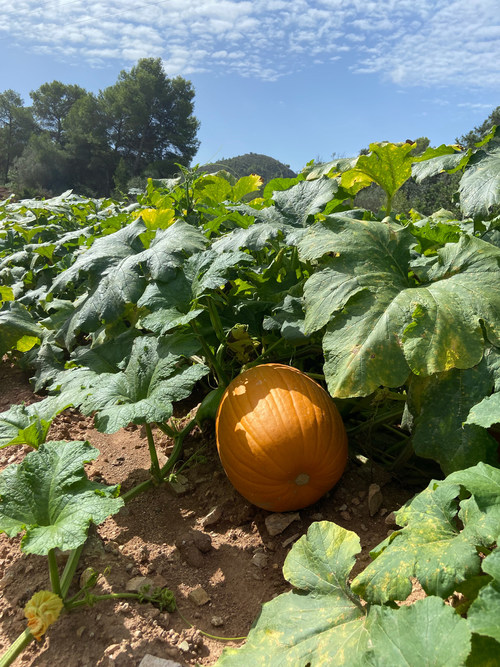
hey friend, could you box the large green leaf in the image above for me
[272,177,339,226]
[406,362,499,474]
[466,392,500,429]
[446,463,500,546]
[0,395,71,449]
[459,140,500,218]
[50,219,206,345]
[366,597,471,667]
[0,440,123,554]
[352,464,500,604]
[341,142,416,201]
[0,301,44,356]
[78,335,209,433]
[352,482,479,603]
[467,550,500,643]
[299,219,500,398]
[217,522,369,666]
[217,522,473,666]
[231,177,338,234]
[412,149,468,182]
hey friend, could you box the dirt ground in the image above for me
[0,357,423,666]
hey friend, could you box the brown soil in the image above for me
[0,358,422,666]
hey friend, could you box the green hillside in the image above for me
[198,152,297,183]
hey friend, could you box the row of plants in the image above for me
[0,130,499,664]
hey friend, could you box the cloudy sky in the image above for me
[1,0,498,171]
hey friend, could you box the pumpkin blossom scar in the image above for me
[24,590,64,641]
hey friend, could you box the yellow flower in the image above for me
[24,591,63,641]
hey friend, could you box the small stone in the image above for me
[178,640,191,653]
[76,626,86,637]
[282,533,301,548]
[157,612,170,629]
[251,552,268,568]
[125,576,155,593]
[139,655,183,667]
[340,511,351,521]
[384,511,398,526]
[104,644,121,657]
[338,504,348,511]
[368,484,383,516]
[211,616,224,627]
[351,497,360,506]
[167,474,192,496]
[201,506,223,528]
[188,586,210,606]
[311,513,324,521]
[379,507,388,516]
[360,523,368,532]
[265,512,300,537]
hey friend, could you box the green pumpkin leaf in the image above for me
[466,550,500,643]
[366,597,471,667]
[0,440,123,554]
[459,140,500,218]
[352,481,480,603]
[0,302,44,356]
[217,522,369,666]
[467,635,500,667]
[352,464,500,604]
[79,335,209,433]
[341,142,416,201]
[299,218,500,398]
[406,363,499,474]
[50,219,206,346]
[0,395,71,449]
[466,392,500,429]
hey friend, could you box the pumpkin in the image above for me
[215,363,347,512]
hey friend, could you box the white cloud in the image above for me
[0,0,498,89]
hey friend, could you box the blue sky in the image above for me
[1,0,498,173]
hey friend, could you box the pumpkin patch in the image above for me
[215,363,348,511]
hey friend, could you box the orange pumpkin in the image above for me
[215,363,347,512]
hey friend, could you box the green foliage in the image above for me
[458,106,500,149]
[413,127,500,218]
[0,58,199,196]
[30,81,87,146]
[0,90,36,184]
[0,440,123,554]
[1,140,499,478]
[218,463,500,666]
[0,134,499,664]
[199,152,296,185]
[0,395,71,449]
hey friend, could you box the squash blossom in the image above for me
[24,591,64,641]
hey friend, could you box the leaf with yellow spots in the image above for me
[216,519,479,666]
[351,463,500,605]
[217,522,369,665]
[297,218,500,399]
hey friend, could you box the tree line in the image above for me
[0,58,199,197]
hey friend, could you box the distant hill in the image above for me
[198,153,297,184]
